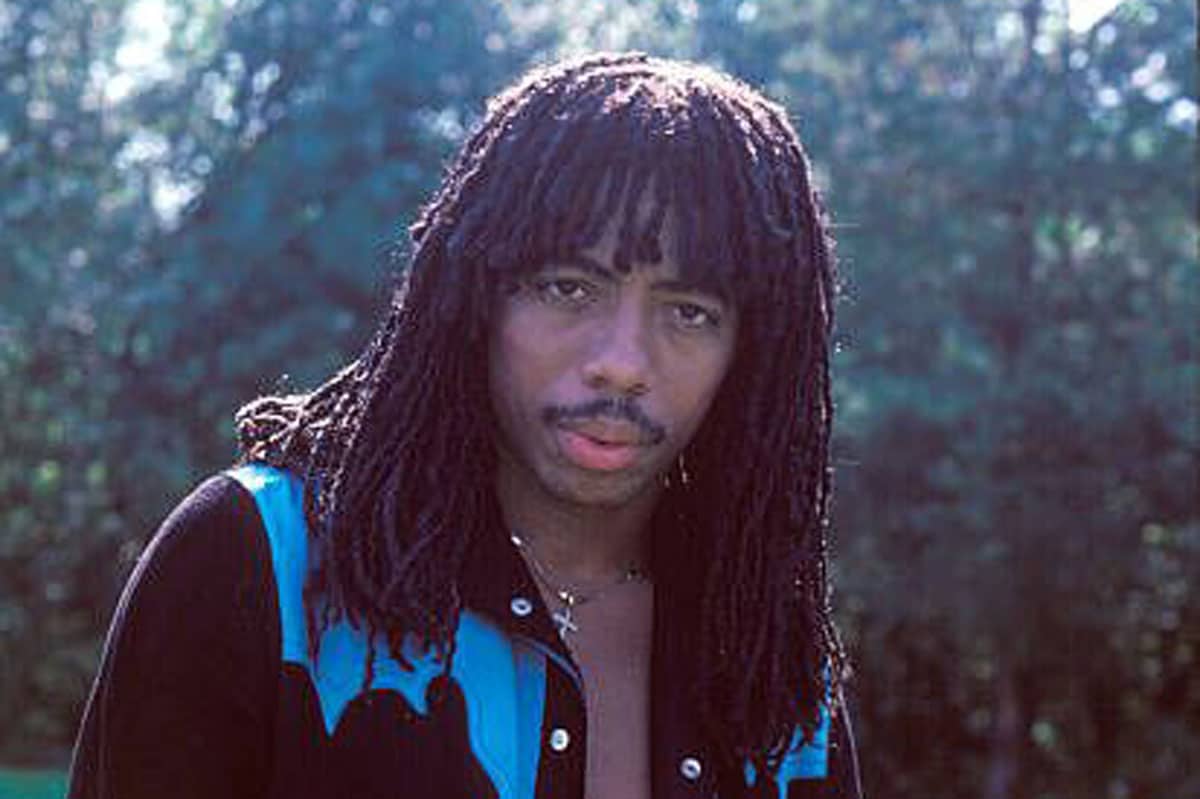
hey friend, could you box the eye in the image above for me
[535,277,593,305]
[671,301,722,330]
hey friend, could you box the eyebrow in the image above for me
[551,254,729,302]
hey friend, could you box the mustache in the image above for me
[542,398,666,445]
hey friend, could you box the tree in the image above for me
[0,0,543,761]
[3,2,1195,792]
[0,0,167,760]
[691,0,1197,795]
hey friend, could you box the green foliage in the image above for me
[1,0,1195,795]
[698,0,1198,795]
[1,0,542,763]
[0,0,151,762]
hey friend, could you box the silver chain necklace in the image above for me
[510,533,649,639]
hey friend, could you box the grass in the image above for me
[0,768,66,799]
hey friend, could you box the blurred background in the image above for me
[0,0,1196,796]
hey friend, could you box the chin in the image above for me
[545,467,661,510]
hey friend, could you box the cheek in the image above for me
[489,314,569,419]
[664,347,736,436]
[488,330,528,425]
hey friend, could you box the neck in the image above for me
[494,455,657,584]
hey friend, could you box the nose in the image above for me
[581,301,651,397]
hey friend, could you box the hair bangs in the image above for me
[447,87,802,312]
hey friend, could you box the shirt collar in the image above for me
[458,520,577,667]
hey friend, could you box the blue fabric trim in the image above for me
[226,464,309,666]
[225,463,545,799]
[779,699,830,780]
[451,611,546,799]
[743,695,831,788]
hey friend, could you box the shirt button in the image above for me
[549,727,571,752]
[680,756,703,781]
[510,596,533,617]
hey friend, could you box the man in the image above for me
[69,52,863,798]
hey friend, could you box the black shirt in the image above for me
[69,466,863,798]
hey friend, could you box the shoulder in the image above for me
[126,473,268,591]
[88,468,287,717]
[155,471,264,543]
[130,463,305,587]
[106,470,284,657]
[68,472,283,798]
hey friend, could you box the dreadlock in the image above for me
[236,52,846,779]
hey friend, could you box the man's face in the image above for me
[489,218,738,510]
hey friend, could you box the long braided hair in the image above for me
[236,52,845,777]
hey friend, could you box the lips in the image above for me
[568,419,647,447]
[556,422,646,472]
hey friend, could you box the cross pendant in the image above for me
[551,607,579,638]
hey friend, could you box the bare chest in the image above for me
[558,584,654,799]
